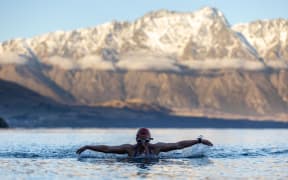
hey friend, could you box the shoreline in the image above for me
[5,115,288,129]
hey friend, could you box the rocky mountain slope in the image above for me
[0,79,172,127]
[1,78,287,128]
[0,7,288,122]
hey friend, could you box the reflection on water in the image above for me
[77,157,214,179]
[0,129,288,179]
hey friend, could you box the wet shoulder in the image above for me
[150,142,167,148]
[120,144,134,150]
[149,143,163,153]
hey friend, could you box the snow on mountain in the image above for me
[233,19,288,60]
[0,7,287,70]
[233,19,288,69]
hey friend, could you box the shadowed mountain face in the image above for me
[30,69,288,120]
[1,79,288,128]
[43,68,288,116]
[0,66,288,122]
[0,7,288,123]
[0,79,170,127]
[0,79,60,121]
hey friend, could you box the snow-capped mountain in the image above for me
[233,19,288,61]
[1,7,288,122]
[2,7,287,71]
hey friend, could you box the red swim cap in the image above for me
[136,128,152,139]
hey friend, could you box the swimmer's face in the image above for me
[136,128,153,145]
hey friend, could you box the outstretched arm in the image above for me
[157,139,213,152]
[76,144,132,155]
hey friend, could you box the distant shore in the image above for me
[5,112,288,129]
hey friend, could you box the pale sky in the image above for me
[0,0,287,42]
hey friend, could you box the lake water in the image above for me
[0,129,287,179]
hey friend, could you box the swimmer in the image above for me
[76,128,213,157]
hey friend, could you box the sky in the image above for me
[0,0,287,42]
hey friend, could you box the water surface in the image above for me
[0,129,287,179]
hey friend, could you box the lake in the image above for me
[0,129,287,179]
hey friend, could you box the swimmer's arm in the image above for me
[76,144,133,154]
[156,139,213,152]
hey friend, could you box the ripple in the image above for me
[209,146,288,158]
[1,145,288,159]
[0,129,288,179]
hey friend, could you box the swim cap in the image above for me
[136,128,153,139]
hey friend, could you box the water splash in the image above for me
[0,144,210,159]
[2,144,288,159]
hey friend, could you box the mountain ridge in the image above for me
[0,7,288,123]
[1,7,287,71]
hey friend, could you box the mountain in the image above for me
[0,7,288,122]
[1,7,276,71]
[233,19,288,61]
[1,78,287,128]
[0,79,172,127]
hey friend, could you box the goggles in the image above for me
[137,138,153,143]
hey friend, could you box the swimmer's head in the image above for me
[136,128,153,143]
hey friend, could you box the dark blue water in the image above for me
[0,129,287,179]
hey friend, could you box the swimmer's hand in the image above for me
[76,146,88,154]
[201,139,213,146]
